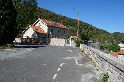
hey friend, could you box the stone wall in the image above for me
[50,38,66,46]
[80,44,124,82]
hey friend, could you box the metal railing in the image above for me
[21,38,42,45]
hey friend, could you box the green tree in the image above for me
[13,0,37,31]
[80,33,90,42]
[108,44,120,52]
[0,0,17,45]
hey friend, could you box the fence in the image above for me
[21,38,42,45]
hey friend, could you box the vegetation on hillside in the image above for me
[35,7,115,44]
[0,0,124,46]
[112,32,124,44]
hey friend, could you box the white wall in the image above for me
[119,44,124,50]
[23,27,34,38]
[34,19,48,33]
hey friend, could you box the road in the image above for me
[0,46,99,82]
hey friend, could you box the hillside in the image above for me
[35,7,114,43]
[112,32,124,43]
[12,0,122,44]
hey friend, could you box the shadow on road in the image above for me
[13,44,46,48]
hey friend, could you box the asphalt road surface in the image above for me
[0,46,99,82]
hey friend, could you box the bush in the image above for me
[0,44,13,49]
[75,40,80,47]
[74,38,82,47]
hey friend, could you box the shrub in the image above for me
[0,44,13,49]
[74,38,82,47]
[81,49,84,53]
[75,40,80,47]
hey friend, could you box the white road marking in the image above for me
[75,58,78,65]
[63,57,76,60]
[57,68,61,71]
[75,58,83,66]
[53,74,58,79]
[68,50,72,53]
[60,63,65,67]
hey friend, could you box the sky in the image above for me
[37,0,124,33]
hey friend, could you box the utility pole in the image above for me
[77,12,79,37]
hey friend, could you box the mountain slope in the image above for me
[112,32,124,43]
[12,1,117,44]
[35,7,114,43]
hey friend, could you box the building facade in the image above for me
[22,18,68,46]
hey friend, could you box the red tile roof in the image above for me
[71,36,78,38]
[31,26,46,34]
[109,51,118,57]
[109,49,124,57]
[118,49,124,55]
[41,19,67,29]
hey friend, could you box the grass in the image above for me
[81,49,84,53]
[81,49,109,81]
[96,68,99,71]
[85,54,97,68]
[81,49,94,64]
[81,49,97,69]
[0,44,13,49]
[86,54,93,62]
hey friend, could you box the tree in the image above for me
[80,33,90,42]
[108,44,120,52]
[12,0,37,31]
[0,0,17,45]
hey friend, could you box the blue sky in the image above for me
[37,0,124,33]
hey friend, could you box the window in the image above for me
[64,31,65,34]
[52,22,58,26]
[58,30,60,34]
[51,29,53,33]
[52,22,56,25]
[50,28,53,34]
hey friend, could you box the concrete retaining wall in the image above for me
[80,44,124,82]
[50,38,66,46]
